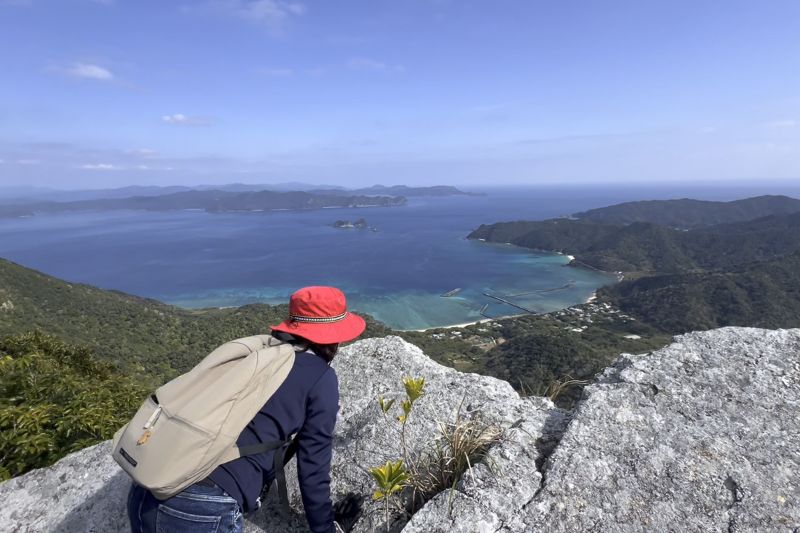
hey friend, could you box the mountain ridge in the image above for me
[0,184,469,207]
[0,189,407,218]
[468,196,800,335]
[573,194,800,228]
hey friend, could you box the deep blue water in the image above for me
[1,183,797,329]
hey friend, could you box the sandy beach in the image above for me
[404,313,526,333]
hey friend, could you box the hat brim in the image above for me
[271,312,366,345]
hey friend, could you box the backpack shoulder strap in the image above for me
[239,435,298,516]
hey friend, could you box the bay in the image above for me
[2,184,767,330]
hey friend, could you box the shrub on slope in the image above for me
[0,332,148,480]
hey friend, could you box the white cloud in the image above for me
[195,0,305,30]
[128,148,159,158]
[257,67,294,77]
[162,113,209,126]
[242,0,305,21]
[347,57,405,73]
[65,63,114,81]
[81,163,119,170]
[471,102,512,113]
[765,119,797,129]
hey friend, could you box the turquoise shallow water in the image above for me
[167,248,615,330]
[0,188,619,330]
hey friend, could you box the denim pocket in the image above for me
[156,504,221,533]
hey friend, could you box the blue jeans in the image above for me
[127,482,243,533]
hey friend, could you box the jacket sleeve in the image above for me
[297,368,339,533]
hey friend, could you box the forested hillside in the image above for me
[469,197,800,336]
[601,251,800,332]
[0,258,390,383]
[0,258,396,480]
[469,212,800,274]
[0,332,148,480]
[573,194,800,228]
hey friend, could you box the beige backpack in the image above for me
[112,334,299,502]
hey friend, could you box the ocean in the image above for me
[1,183,797,329]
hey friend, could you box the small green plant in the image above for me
[370,376,426,531]
[370,376,503,530]
[369,459,409,528]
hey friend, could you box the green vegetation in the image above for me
[469,212,800,273]
[0,258,392,479]
[0,257,389,385]
[0,332,148,480]
[469,202,800,343]
[371,376,501,529]
[400,304,669,408]
[602,250,800,333]
[370,459,409,529]
[574,194,800,228]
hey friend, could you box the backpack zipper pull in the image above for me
[137,406,162,446]
[137,429,152,446]
[143,406,162,430]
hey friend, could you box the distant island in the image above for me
[468,194,800,333]
[333,218,374,230]
[0,183,472,206]
[314,185,473,197]
[0,190,407,218]
[0,184,476,218]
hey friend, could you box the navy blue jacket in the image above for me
[209,349,338,533]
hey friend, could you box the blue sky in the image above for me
[1,0,799,188]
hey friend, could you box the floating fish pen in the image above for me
[505,280,576,297]
[441,288,462,297]
[482,292,538,314]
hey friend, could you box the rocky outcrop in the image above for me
[1,328,799,532]
[523,327,800,532]
[0,336,565,533]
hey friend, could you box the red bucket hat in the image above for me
[271,286,366,345]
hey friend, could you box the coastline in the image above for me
[402,289,604,333]
[402,313,525,333]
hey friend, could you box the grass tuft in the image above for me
[406,412,503,509]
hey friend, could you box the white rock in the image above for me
[1,329,799,532]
